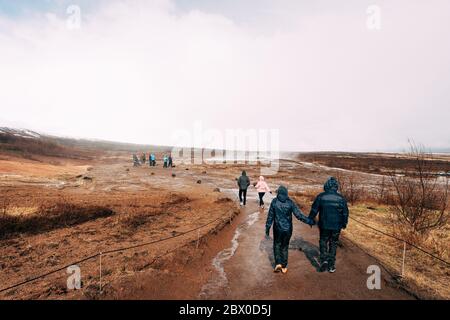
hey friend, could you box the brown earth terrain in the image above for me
[0,147,238,299]
[0,131,449,300]
[296,152,450,176]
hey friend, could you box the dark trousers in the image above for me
[258,192,265,206]
[319,228,341,266]
[238,189,247,205]
[273,229,292,268]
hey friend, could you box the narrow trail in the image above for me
[196,188,415,300]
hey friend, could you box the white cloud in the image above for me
[0,0,449,151]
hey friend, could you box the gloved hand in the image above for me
[265,228,270,239]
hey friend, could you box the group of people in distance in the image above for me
[132,152,172,168]
[237,171,349,275]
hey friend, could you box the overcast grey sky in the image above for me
[0,0,449,151]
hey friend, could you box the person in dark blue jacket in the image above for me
[265,185,314,273]
[308,177,349,273]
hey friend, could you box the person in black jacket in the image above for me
[266,186,314,273]
[308,177,349,273]
[237,171,250,206]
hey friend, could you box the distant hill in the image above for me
[0,127,170,160]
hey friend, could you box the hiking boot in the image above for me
[274,264,283,273]
[328,265,336,273]
[281,267,288,274]
[240,202,243,206]
[319,261,328,272]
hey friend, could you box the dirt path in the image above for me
[196,188,415,300]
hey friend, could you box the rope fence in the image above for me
[348,216,450,267]
[0,205,237,295]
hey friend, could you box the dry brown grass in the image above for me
[344,204,450,299]
[290,188,321,211]
[0,201,114,239]
[0,184,237,299]
[117,194,192,231]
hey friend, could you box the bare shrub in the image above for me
[375,176,397,205]
[334,172,365,205]
[389,142,449,240]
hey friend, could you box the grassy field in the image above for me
[344,204,450,299]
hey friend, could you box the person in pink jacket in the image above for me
[254,176,272,208]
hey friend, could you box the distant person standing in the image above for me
[237,170,250,206]
[132,154,140,167]
[141,152,146,165]
[308,177,349,273]
[168,155,173,167]
[150,153,156,166]
[255,176,271,209]
[163,155,168,168]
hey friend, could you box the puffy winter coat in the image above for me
[266,186,310,234]
[308,177,349,230]
[255,176,271,193]
[237,171,250,190]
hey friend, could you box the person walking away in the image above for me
[308,177,349,273]
[168,155,173,167]
[237,170,250,206]
[255,176,271,208]
[266,186,314,274]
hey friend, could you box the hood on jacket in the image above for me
[277,185,289,202]
[259,176,264,181]
[242,170,247,176]
[324,177,339,192]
